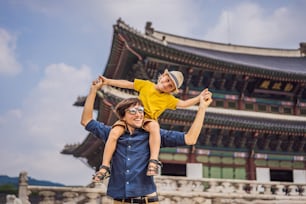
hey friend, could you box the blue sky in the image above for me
[1,0,306,186]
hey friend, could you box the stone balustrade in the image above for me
[155,176,306,203]
[17,172,306,204]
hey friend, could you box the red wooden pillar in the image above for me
[247,150,256,180]
[188,145,196,163]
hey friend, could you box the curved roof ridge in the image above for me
[116,19,301,57]
[148,27,302,57]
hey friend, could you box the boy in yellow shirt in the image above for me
[93,69,209,182]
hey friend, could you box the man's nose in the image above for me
[135,111,143,115]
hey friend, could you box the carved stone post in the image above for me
[207,180,218,193]
[263,184,272,195]
[85,192,99,204]
[301,185,306,196]
[288,185,299,196]
[274,184,286,196]
[63,192,78,203]
[212,197,222,204]
[18,171,30,204]
[39,191,56,204]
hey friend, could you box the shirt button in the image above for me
[126,181,129,185]
[128,145,131,148]
[127,158,130,160]
[126,169,130,173]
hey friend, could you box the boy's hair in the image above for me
[115,98,143,119]
[158,69,184,94]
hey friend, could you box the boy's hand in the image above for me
[98,75,108,85]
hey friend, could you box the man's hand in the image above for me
[91,76,104,91]
[185,89,212,145]
[200,88,213,108]
[81,76,105,127]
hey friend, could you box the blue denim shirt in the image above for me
[85,119,186,199]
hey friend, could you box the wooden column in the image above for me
[188,145,196,163]
[247,150,256,180]
[247,132,258,180]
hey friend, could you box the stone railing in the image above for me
[155,176,306,204]
[17,172,306,204]
[17,172,112,204]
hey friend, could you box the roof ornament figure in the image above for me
[300,42,306,56]
[145,21,154,36]
[162,36,168,46]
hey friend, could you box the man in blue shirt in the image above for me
[81,77,212,203]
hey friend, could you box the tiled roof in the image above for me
[114,19,306,81]
[169,43,306,75]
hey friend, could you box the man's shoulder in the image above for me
[160,129,186,147]
[86,120,111,131]
[160,128,181,137]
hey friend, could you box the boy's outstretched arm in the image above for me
[176,88,209,108]
[99,75,134,89]
[184,89,212,145]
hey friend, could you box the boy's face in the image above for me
[156,74,176,93]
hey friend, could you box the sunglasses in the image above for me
[125,106,144,115]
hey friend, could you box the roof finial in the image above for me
[300,42,306,56]
[145,21,154,36]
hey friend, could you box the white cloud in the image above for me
[204,2,306,48]
[0,63,96,185]
[0,109,22,124]
[19,0,202,37]
[93,0,201,36]
[0,28,22,76]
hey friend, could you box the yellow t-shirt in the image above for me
[134,79,179,120]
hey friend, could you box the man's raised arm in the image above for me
[81,78,104,127]
[184,89,212,145]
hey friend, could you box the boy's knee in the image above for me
[144,120,159,131]
[110,125,125,139]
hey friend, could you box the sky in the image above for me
[0,0,306,186]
